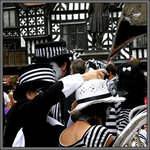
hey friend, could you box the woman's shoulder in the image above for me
[59,123,114,147]
[59,121,91,146]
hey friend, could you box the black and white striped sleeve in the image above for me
[84,125,112,147]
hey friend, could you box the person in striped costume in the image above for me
[3,63,106,147]
[104,62,122,138]
[32,40,79,125]
[85,59,122,138]
[59,79,126,147]
[116,62,146,135]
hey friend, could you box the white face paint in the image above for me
[50,62,62,81]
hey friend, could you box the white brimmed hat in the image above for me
[70,79,126,120]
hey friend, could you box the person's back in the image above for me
[59,120,114,147]
[59,79,126,147]
[60,121,91,146]
[3,64,65,147]
[4,99,64,147]
[4,100,27,146]
[4,64,107,147]
[116,62,146,134]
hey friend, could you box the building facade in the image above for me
[3,3,147,75]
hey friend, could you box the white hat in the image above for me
[70,79,125,120]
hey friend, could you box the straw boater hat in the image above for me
[13,63,56,101]
[70,79,126,120]
[31,40,75,63]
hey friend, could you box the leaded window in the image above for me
[50,3,88,53]
[3,7,17,28]
[3,41,27,66]
[60,22,88,51]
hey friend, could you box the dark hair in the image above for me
[78,103,110,126]
[52,56,71,75]
[117,62,145,93]
[117,62,146,108]
[31,56,71,75]
[71,59,86,74]
[106,62,117,75]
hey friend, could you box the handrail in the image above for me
[113,108,147,147]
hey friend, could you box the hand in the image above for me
[82,69,109,81]
[143,124,147,131]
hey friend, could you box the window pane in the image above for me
[9,52,15,65]
[77,34,87,49]
[78,24,85,32]
[10,10,16,26]
[61,23,88,50]
[67,34,77,49]
[22,52,26,65]
[67,25,76,33]
[16,52,21,65]
[3,52,9,66]
[3,9,16,27]
[15,51,26,65]
[3,11,9,27]
[62,25,76,34]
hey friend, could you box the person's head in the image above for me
[13,64,56,101]
[32,40,73,80]
[49,56,71,80]
[72,102,111,125]
[105,62,117,80]
[70,79,126,125]
[117,62,146,96]
[117,62,146,108]
[85,59,107,71]
[70,58,86,75]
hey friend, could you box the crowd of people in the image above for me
[3,40,147,147]
[3,80,16,131]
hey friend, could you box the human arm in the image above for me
[105,135,114,147]
[60,69,108,97]
[30,69,108,120]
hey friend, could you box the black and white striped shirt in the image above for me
[49,102,65,125]
[106,102,132,137]
[105,102,121,138]
[59,125,112,147]
[117,108,131,132]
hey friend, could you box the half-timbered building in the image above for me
[3,3,147,76]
